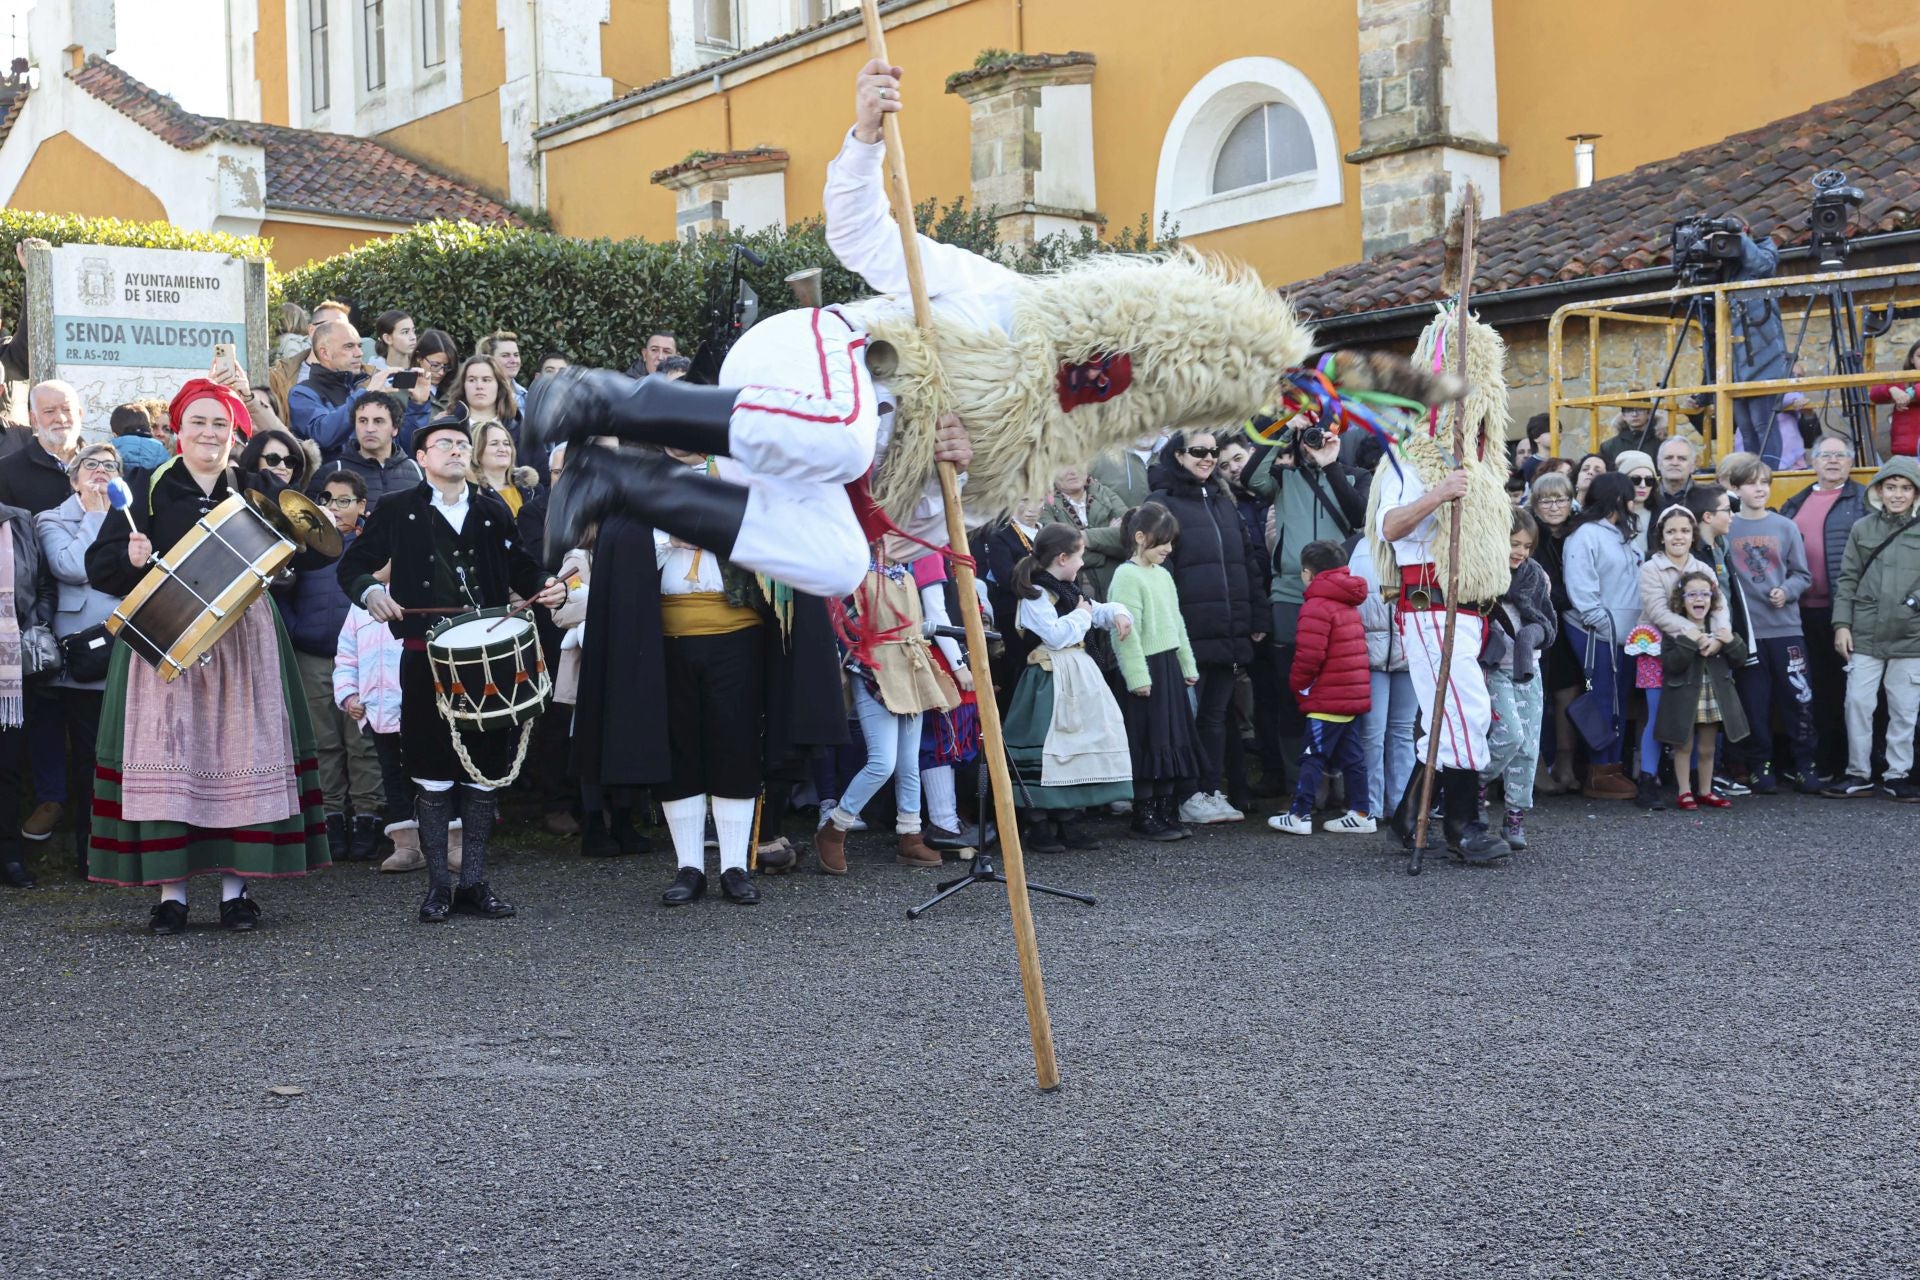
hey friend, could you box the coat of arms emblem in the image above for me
[77,257,114,307]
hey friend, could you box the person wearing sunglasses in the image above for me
[237,428,311,493]
[1149,429,1266,826]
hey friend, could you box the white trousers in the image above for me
[717,306,878,597]
[1400,608,1491,772]
[1845,653,1920,781]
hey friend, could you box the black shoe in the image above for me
[719,867,760,904]
[1750,765,1778,795]
[418,885,453,923]
[580,821,622,857]
[1442,768,1510,866]
[1387,779,1441,851]
[522,365,739,457]
[1821,775,1876,798]
[1888,778,1920,803]
[1022,822,1066,855]
[662,867,707,906]
[1154,797,1193,840]
[452,881,516,918]
[1130,807,1185,843]
[219,893,261,932]
[324,811,348,864]
[348,814,382,861]
[1057,820,1101,851]
[149,900,188,934]
[544,444,750,573]
[1,859,33,889]
[925,823,978,852]
[1632,772,1665,811]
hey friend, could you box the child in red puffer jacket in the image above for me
[1270,539,1374,836]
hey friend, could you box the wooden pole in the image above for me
[1409,187,1479,875]
[854,0,1060,1091]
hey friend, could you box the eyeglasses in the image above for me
[1184,447,1219,459]
[424,439,472,455]
[419,359,450,373]
[78,459,121,474]
[1630,475,1656,487]
[320,496,364,509]
[259,452,292,468]
[1812,451,1849,461]
[1682,591,1715,601]
[1536,496,1570,506]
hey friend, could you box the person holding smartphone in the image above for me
[287,317,434,459]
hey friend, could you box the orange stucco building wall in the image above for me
[1494,0,1920,211]
[255,0,290,126]
[376,10,513,199]
[10,131,168,222]
[258,219,392,269]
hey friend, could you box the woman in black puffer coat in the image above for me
[1149,428,1268,819]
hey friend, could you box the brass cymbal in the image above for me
[280,487,343,558]
[244,486,295,539]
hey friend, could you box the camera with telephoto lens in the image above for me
[1249,411,1328,454]
[1809,168,1866,268]
[1670,215,1746,284]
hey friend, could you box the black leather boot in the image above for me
[544,444,751,571]
[522,365,740,456]
[1442,768,1510,865]
[1387,777,1440,850]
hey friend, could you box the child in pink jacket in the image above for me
[335,605,451,872]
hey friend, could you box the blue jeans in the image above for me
[1564,620,1636,766]
[838,681,924,832]
[1360,669,1416,819]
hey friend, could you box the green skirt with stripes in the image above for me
[87,603,331,887]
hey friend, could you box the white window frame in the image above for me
[304,0,331,114]
[1154,57,1342,238]
[361,0,387,94]
[695,0,742,52]
[420,0,447,69]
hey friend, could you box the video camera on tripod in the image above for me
[1670,215,1746,285]
[1809,168,1866,268]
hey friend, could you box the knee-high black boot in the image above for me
[1387,773,1440,850]
[523,366,740,456]
[544,444,751,570]
[1442,767,1510,865]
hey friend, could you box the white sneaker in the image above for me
[1324,811,1377,834]
[1210,792,1245,822]
[1107,800,1133,816]
[1179,793,1216,825]
[1267,812,1312,835]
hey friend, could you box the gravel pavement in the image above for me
[1,792,1914,1279]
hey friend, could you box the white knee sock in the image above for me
[922,765,958,831]
[712,796,756,875]
[661,796,708,872]
[221,874,246,902]
[160,883,187,906]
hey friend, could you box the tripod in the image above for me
[907,739,1096,919]
[1789,282,1891,464]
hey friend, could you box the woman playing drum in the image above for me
[84,378,334,934]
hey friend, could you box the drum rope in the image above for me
[444,713,536,789]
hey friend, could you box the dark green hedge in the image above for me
[0,209,275,327]
[278,202,1174,371]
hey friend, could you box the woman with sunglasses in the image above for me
[1525,472,1582,793]
[238,428,311,493]
[1149,429,1267,824]
[1615,449,1658,524]
[1559,472,1646,799]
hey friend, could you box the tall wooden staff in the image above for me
[855,0,1060,1090]
[1409,187,1479,876]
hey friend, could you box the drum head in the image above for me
[432,613,533,650]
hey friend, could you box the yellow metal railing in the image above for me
[1547,260,1920,479]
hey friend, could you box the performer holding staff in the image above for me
[85,379,333,933]
[338,408,567,923]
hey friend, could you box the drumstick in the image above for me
[484,574,579,632]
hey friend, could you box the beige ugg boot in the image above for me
[380,821,423,873]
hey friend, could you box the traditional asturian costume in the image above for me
[1002,571,1133,847]
[84,380,331,932]
[1366,306,1516,863]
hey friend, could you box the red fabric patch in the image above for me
[1056,353,1133,411]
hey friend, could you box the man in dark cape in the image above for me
[572,510,671,850]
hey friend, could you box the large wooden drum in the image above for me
[106,493,295,682]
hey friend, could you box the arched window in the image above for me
[1156,58,1341,237]
[1212,102,1316,195]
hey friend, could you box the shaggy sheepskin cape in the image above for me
[861,248,1314,524]
[1366,304,1514,605]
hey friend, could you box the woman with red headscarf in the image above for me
[83,378,333,934]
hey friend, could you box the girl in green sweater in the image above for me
[1107,503,1203,840]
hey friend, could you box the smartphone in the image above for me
[386,369,421,390]
[210,343,239,381]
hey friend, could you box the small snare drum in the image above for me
[425,607,552,732]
